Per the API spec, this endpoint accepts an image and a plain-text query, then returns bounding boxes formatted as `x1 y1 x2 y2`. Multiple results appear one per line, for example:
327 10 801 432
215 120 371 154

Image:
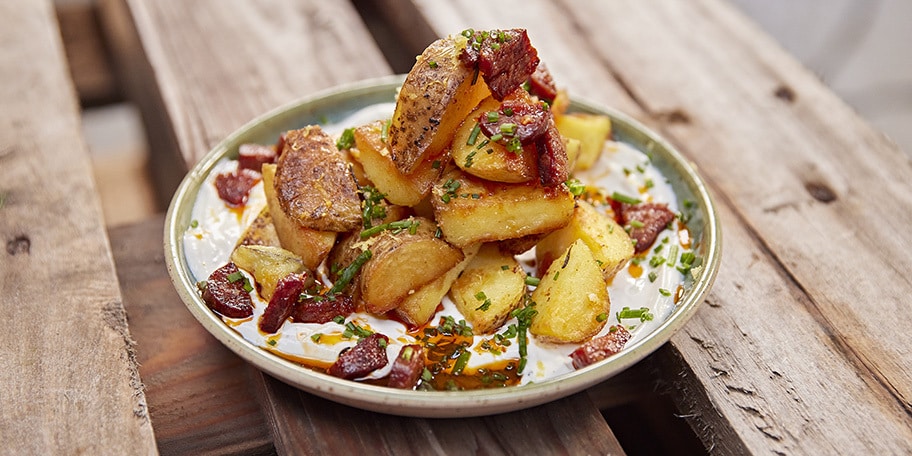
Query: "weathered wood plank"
109 215 274 455
0 1 156 454
55 1 122 105
396 0 912 453
257 374 624 456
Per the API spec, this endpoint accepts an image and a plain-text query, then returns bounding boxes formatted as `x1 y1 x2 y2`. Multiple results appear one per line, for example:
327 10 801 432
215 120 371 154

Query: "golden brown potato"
530 240 609 343
431 168 574 247
388 34 491 174
331 217 464 314
262 163 336 270
450 244 526 333
275 126 361 231
536 200 634 279
394 243 480 327
563 136 582 174
450 97 538 183
351 121 443 206
230 245 307 301
554 113 611 170
236 206 280 248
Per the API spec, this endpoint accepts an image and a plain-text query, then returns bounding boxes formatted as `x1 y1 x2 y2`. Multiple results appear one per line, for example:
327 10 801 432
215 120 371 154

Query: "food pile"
194 29 686 390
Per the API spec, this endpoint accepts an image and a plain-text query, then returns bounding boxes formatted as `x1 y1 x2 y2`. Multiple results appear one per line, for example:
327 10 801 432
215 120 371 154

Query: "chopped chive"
659 288 672 297
190 219 199 228
486 111 500 122
648 271 658 282
629 220 645 228
452 349 471 375
310 333 322 342
428 60 438 69
596 313 608 323
335 128 355 150
328 250 372 295
466 123 481 145
611 192 641 205
380 120 391 144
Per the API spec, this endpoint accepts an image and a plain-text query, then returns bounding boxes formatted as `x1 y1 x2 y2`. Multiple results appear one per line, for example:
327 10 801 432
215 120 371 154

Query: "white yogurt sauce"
183 103 687 386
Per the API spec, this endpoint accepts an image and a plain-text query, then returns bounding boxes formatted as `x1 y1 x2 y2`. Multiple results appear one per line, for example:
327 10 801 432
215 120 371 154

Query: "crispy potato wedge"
536 200 634 279
262 164 335 270
451 97 538 183
554 113 611 170
275 126 361 231
230 245 306 301
394 243 480 327
331 217 464 314
351 121 443 206
389 34 491 174
450 244 526 334
431 168 574 247
236 206 280 248
530 240 609 343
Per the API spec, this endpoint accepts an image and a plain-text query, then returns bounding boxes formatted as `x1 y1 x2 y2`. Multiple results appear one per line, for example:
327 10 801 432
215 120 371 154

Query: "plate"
164 75 721 417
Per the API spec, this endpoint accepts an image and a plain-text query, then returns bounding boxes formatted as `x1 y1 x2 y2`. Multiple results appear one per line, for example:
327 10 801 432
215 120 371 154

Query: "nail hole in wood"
7 235 30 255
805 182 836 203
774 85 796 103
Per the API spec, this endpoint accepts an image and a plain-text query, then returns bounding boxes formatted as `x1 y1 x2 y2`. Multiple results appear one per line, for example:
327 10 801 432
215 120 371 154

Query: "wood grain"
109 215 274 455
0 1 156 454
256 374 624 456
398 0 912 453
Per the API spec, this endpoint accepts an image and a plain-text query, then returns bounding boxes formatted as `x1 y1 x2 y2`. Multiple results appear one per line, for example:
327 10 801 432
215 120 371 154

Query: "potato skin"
530 240 609 344
394 243 480 327
262 163 336 270
431 168 574 247
389 35 490 174
329 217 464 315
236 206 281 248
275 126 361 231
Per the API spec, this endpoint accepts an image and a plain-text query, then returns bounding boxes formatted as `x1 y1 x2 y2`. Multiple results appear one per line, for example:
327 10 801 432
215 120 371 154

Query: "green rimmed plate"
164 75 721 417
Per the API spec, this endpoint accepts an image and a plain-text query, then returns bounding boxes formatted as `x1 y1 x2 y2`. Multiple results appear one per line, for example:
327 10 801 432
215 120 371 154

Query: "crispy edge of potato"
431 168 574 247
262 163 336 270
351 120 443 206
450 244 526 334
530 239 610 344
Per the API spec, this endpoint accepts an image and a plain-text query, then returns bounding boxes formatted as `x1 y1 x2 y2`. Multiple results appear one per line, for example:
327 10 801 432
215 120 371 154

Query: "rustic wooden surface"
10 0 909 453
0 1 156 454
392 0 912 453
109 215 274 455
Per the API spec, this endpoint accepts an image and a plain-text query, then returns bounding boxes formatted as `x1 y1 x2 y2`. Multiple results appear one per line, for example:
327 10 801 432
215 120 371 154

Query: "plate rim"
163 74 722 417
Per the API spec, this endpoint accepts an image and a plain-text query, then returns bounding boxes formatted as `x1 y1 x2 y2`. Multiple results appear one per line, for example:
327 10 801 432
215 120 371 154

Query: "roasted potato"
351 120 443 206
450 244 526 334
275 126 361 231
431 168 574 247
394 243 480 327
330 217 464 314
536 200 634 279
230 245 307 301
262 164 336 270
530 240 609 343
388 34 491 174
554 113 611 170
563 136 582 174
450 97 538 183
236 206 280 248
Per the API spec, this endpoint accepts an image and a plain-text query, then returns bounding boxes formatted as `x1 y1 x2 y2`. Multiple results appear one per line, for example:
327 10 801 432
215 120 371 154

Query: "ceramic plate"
164 75 721 417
